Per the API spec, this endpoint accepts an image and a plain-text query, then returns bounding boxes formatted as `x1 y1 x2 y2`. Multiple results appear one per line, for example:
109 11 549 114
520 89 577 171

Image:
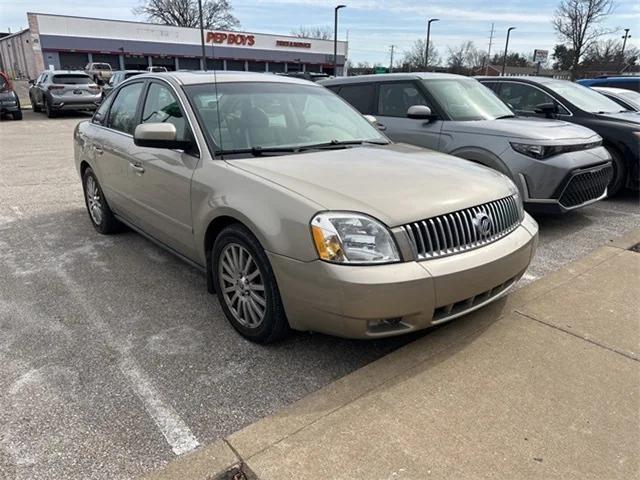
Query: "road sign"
533 49 548 64
374 66 389 74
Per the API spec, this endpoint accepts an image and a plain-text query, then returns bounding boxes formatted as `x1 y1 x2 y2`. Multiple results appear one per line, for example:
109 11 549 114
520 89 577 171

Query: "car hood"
228 143 515 227
596 111 640 125
443 117 600 142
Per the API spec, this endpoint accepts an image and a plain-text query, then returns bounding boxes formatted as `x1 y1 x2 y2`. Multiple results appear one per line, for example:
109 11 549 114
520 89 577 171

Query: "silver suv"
74 72 537 343
322 73 613 213
29 71 102 117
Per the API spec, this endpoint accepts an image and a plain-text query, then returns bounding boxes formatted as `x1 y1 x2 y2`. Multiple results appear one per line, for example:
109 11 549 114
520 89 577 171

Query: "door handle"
376 122 387 131
93 145 104 155
130 162 145 174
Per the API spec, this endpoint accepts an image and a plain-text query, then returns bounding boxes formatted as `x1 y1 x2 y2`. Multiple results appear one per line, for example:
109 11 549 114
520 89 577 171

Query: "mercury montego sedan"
74 72 538 343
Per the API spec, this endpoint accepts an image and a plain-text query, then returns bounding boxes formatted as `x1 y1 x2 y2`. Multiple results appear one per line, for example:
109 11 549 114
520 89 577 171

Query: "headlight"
310 212 400 264
510 140 602 160
513 191 525 220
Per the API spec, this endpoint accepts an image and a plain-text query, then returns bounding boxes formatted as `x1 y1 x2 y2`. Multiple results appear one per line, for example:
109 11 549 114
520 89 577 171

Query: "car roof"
592 86 634 95
475 75 560 85
320 72 465 86
137 70 320 86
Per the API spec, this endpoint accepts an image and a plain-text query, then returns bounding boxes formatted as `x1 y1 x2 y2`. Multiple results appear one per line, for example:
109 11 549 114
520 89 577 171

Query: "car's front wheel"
212 224 289 343
605 146 627 196
82 167 121 234
12 110 22 120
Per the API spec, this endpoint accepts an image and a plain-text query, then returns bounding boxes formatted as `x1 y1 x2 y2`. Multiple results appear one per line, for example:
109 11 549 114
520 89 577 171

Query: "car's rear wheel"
605 146 627 196
45 99 56 118
212 224 289 343
82 167 121 234
12 110 22 120
31 95 41 112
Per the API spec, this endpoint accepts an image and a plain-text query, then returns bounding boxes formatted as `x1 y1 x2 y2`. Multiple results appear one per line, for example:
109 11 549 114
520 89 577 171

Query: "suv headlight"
311 212 400 264
510 140 602 160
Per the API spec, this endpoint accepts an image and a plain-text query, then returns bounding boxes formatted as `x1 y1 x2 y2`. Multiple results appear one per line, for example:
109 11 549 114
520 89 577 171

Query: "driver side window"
498 83 568 114
378 82 430 117
142 82 188 141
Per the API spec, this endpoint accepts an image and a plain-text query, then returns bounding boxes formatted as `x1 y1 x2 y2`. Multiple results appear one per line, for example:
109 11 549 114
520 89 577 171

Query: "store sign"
206 31 255 46
276 40 311 49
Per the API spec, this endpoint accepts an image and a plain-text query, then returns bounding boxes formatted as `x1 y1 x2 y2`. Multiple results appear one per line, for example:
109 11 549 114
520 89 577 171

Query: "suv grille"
401 195 521 260
558 164 612 209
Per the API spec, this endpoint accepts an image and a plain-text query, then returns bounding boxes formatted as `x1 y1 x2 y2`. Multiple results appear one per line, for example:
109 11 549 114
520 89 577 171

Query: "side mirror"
28 79 35 85
533 102 559 118
134 123 192 150
407 105 435 120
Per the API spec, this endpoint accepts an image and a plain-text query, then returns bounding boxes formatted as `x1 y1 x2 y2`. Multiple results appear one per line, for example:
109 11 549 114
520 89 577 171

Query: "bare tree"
552 0 615 79
290 26 333 40
399 39 441 71
133 0 240 30
446 41 478 74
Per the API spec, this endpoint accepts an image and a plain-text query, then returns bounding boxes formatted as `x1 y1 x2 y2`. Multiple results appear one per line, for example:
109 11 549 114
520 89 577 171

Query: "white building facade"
0 12 348 79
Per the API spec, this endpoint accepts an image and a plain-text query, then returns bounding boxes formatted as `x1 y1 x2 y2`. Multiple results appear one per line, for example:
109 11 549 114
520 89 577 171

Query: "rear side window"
482 82 500 93
336 84 376 114
52 74 91 85
378 82 430 117
108 82 144 135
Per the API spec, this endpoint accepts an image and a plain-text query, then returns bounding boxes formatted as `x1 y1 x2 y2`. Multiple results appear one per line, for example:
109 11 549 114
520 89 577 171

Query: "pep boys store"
25 12 348 76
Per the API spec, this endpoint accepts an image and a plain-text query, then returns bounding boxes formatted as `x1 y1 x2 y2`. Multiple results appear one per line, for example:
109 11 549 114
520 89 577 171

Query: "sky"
1 0 638 65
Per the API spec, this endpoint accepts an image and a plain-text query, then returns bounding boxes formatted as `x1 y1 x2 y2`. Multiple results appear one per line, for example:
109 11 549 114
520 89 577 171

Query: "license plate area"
73 89 83 95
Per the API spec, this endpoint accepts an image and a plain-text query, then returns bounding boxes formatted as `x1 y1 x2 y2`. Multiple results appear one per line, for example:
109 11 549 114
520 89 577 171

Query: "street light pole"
333 5 346 76
389 45 396 72
198 0 206 70
425 18 439 70
501 26 516 76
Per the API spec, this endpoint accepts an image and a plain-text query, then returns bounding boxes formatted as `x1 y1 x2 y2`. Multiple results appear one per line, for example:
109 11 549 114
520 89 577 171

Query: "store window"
248 61 266 72
268 62 285 73
179 57 200 70
226 60 246 71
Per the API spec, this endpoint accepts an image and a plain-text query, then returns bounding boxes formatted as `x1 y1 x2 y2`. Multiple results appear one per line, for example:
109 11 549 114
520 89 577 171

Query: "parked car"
322 73 612 213
282 71 330 82
85 62 113 85
102 70 146 98
74 71 538 343
29 71 102 117
577 76 639 92
146 66 168 73
0 71 22 120
478 76 640 195
592 86 640 112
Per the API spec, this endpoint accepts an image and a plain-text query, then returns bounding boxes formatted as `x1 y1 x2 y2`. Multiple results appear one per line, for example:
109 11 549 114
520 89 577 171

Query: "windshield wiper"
298 139 390 150
218 146 301 157
495 114 516 119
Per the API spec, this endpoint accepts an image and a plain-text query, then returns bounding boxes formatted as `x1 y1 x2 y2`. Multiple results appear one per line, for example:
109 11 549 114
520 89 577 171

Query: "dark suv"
478 76 640 194
0 72 22 120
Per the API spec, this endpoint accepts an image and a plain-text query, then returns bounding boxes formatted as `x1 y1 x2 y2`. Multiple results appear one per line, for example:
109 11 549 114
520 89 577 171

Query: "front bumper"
269 214 538 339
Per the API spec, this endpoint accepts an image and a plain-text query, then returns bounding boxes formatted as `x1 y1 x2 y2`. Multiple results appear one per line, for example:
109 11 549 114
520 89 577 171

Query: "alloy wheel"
217 243 266 328
85 175 104 225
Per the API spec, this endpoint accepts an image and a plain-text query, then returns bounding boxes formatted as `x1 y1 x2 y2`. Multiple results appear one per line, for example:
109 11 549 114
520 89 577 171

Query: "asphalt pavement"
0 111 638 480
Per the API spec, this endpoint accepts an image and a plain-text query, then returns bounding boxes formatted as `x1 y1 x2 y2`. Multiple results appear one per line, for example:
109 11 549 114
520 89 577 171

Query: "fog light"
367 317 406 334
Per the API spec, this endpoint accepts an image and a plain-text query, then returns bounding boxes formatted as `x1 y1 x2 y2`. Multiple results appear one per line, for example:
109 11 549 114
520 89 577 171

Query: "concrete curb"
141 229 640 480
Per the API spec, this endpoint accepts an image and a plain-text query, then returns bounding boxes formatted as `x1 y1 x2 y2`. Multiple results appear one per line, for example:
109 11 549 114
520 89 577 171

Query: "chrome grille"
401 195 521 260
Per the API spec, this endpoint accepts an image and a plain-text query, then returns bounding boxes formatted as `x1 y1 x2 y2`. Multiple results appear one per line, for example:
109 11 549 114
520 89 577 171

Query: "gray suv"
29 70 102 117
322 73 613 213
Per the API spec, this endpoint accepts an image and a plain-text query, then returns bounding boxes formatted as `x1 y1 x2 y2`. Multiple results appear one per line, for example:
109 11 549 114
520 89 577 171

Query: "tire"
605 146 627 197
45 99 56 118
212 224 289 343
82 167 121 234
12 110 22 120
31 95 41 112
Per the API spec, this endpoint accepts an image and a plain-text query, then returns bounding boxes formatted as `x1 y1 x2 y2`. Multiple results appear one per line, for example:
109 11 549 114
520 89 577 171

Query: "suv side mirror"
407 105 435 120
533 102 559 118
28 79 35 85
134 123 192 150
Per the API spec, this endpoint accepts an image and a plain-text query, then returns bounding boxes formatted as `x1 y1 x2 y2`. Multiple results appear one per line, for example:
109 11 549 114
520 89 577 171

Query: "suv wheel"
12 110 22 120
212 224 289 343
45 99 56 118
31 94 41 112
82 167 121 234
606 147 626 196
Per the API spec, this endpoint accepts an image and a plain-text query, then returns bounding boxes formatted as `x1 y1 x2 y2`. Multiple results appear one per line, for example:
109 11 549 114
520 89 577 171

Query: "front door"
375 81 443 150
126 81 199 260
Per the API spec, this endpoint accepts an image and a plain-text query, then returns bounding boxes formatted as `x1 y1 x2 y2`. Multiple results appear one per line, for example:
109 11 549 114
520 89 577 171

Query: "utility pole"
198 0 207 71
389 45 396 72
502 27 516 76
333 5 346 76
484 23 495 75
425 18 439 70
620 28 632 73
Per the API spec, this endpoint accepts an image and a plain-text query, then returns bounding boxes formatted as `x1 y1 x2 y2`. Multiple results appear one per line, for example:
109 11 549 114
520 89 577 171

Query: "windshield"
185 82 388 154
616 89 640 110
545 80 623 113
52 74 91 85
94 64 111 70
422 78 513 121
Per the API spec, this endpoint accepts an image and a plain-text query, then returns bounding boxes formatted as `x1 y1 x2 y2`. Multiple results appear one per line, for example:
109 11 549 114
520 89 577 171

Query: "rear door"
375 80 443 150
126 80 199 258
98 80 146 220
